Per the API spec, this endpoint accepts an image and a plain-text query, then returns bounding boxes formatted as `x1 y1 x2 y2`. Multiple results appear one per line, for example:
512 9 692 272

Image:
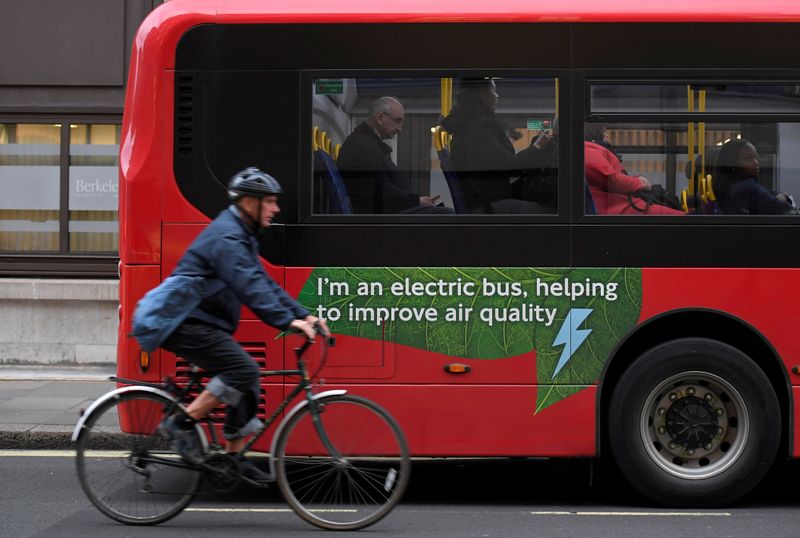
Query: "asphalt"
0 366 117 449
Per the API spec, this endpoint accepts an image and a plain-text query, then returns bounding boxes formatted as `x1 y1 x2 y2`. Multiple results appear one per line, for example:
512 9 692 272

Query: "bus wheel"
608 337 780 507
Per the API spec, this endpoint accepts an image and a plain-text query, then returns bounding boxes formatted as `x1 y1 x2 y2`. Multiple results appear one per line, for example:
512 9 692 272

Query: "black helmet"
227 167 283 200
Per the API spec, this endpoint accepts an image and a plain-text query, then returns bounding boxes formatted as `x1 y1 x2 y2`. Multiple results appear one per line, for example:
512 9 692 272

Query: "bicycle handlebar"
292 323 335 379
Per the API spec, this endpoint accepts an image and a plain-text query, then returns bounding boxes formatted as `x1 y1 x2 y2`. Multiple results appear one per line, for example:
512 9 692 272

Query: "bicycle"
72 329 410 530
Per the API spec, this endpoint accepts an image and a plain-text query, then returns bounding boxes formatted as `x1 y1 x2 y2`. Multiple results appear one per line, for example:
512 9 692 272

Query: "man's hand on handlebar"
305 315 330 337
289 316 330 341
289 319 316 340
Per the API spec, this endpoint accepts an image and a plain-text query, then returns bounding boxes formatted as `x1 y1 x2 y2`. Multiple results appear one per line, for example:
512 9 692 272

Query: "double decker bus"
118 0 800 507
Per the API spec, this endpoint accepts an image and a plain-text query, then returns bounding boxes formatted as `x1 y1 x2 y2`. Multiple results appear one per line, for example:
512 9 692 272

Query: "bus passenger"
584 124 684 215
441 77 553 214
154 168 329 482
712 139 798 215
338 97 452 214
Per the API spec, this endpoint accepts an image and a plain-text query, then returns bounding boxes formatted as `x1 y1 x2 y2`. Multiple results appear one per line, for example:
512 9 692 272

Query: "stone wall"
0 279 118 366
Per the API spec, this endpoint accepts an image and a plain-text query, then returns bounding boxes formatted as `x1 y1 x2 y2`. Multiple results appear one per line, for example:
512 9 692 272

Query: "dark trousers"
163 320 262 440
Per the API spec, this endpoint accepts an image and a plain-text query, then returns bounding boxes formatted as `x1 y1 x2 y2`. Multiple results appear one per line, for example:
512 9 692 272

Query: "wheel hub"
665 396 718 450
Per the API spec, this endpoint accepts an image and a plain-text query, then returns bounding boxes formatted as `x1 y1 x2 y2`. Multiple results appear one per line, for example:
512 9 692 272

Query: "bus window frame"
574 68 800 224
299 68 571 225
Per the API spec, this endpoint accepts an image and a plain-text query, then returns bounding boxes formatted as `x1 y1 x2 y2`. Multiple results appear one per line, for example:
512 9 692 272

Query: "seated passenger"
337 97 452 214
712 139 798 215
440 78 553 214
584 124 684 215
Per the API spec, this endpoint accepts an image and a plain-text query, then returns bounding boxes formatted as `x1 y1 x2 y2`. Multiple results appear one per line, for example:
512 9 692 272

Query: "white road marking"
0 450 167 458
187 508 357 513
0 450 77 457
187 508 293 513
531 511 731 517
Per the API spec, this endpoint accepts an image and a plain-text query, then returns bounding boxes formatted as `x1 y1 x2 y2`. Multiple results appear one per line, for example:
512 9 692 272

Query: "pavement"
0 366 117 449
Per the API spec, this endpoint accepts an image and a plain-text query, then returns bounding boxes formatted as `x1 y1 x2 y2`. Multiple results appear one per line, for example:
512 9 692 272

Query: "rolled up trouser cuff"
207 376 244 406
223 417 263 441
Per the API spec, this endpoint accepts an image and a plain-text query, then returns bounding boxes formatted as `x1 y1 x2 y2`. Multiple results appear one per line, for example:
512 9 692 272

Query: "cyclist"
156 166 328 482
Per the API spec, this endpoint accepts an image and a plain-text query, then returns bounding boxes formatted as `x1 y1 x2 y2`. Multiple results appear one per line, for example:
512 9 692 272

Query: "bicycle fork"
305 388 346 464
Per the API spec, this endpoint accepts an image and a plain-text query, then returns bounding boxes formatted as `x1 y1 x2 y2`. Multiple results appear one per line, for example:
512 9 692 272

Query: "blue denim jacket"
176 205 310 332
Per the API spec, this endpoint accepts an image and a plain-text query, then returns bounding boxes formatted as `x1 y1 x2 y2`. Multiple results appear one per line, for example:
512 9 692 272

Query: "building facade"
0 0 162 366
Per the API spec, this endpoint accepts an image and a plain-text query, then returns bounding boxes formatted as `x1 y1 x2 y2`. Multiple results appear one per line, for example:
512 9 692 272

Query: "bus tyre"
608 337 780 507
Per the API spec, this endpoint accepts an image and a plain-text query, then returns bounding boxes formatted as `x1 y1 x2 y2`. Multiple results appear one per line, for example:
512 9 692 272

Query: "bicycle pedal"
240 476 272 489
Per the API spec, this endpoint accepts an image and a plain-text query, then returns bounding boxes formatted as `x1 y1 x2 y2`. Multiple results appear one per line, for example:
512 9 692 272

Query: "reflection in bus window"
591 83 800 114
312 77 558 215
583 121 800 216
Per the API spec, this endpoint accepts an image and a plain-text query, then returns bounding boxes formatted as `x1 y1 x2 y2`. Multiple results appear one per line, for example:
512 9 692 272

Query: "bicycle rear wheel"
75 390 202 525
275 394 410 530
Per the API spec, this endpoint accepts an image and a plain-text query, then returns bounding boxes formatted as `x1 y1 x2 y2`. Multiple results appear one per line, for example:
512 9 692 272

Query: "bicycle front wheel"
75 390 202 525
275 394 410 531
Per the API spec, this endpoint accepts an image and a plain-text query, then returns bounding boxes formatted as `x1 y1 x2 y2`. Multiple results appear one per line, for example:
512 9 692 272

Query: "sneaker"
236 455 270 483
157 415 204 465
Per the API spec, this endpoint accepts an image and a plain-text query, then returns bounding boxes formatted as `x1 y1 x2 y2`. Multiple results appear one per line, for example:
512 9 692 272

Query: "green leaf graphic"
298 267 641 412
532 268 642 412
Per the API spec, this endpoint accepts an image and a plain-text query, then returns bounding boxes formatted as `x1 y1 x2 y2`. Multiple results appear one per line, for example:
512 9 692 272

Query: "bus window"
583 121 800 216
312 76 558 216
586 80 800 216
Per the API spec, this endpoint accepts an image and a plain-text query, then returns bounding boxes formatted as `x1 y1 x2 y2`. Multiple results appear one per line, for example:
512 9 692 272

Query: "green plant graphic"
298 267 642 412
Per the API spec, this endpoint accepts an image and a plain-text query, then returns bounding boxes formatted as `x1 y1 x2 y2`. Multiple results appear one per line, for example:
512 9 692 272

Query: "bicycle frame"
244 337 347 479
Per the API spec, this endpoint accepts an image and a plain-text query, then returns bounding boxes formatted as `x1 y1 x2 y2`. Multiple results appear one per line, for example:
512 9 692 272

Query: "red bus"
118 0 800 507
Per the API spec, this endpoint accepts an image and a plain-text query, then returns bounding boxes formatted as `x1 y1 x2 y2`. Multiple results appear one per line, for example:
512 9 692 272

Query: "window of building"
0 123 61 251
0 121 120 255
312 76 558 216
69 124 120 252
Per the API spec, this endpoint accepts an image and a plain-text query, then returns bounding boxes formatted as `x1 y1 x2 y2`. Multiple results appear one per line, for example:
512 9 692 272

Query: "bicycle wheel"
75 390 202 525
275 394 410 530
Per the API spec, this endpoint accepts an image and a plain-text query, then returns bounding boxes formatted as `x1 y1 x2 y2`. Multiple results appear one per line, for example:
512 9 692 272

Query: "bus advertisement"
118 0 800 507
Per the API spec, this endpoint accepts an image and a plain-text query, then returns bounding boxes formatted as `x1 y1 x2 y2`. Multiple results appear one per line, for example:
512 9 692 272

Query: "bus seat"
584 180 597 215
433 127 469 214
438 147 469 214
314 149 353 214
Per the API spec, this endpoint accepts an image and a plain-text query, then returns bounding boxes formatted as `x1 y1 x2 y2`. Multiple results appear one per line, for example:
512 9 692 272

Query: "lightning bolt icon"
551 308 593 379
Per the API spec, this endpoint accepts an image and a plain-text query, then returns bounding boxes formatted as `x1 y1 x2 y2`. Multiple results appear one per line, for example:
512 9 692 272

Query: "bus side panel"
248 383 596 456
641 268 800 378
285 269 538 384
120 5 215 263
794 387 800 458
396 384 595 456
286 267 397 379
117 264 162 383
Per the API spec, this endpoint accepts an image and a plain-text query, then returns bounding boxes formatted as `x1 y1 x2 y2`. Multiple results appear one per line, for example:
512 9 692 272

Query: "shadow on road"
204 456 800 509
